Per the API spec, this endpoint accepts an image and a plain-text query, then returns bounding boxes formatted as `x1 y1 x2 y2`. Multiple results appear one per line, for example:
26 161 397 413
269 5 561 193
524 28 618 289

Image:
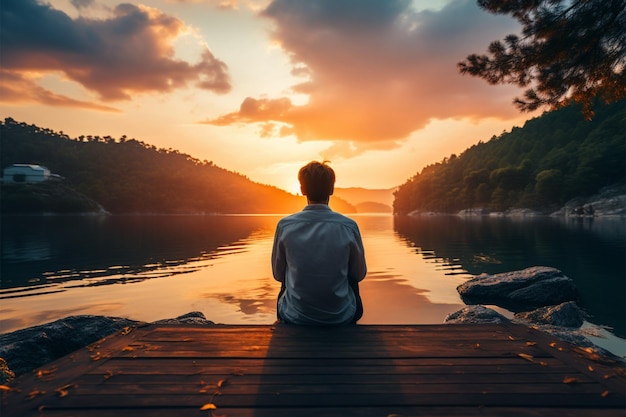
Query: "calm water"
1 214 624 356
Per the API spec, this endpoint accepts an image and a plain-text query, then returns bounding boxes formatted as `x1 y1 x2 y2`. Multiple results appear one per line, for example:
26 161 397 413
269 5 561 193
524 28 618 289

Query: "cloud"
165 0 271 11
0 0 231 106
0 70 120 112
206 0 523 155
70 0 96 10
208 97 293 125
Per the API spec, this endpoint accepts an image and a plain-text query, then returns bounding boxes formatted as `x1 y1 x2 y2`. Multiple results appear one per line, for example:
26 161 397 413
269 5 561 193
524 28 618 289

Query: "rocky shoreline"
445 266 624 362
1 268 623 385
411 185 626 217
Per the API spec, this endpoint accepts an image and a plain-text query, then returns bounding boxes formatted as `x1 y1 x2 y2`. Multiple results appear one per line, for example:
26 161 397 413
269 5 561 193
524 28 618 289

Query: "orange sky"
0 0 539 194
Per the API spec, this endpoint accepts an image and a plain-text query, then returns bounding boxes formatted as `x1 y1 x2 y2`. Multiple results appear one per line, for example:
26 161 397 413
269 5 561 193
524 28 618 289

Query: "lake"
1 213 624 357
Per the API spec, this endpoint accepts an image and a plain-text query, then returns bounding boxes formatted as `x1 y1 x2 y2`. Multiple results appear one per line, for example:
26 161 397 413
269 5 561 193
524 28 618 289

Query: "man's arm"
271 226 286 283
348 228 367 282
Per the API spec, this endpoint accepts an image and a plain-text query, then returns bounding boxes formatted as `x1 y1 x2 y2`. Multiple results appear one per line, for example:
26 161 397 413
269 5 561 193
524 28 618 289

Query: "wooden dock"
2 323 624 416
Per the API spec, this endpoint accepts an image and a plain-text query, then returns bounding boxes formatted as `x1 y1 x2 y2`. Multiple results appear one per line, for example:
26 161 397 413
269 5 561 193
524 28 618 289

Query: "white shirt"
271 204 367 325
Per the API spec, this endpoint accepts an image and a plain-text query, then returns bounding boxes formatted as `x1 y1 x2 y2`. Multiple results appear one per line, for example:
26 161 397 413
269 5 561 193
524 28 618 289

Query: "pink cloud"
0 70 120 112
206 0 523 154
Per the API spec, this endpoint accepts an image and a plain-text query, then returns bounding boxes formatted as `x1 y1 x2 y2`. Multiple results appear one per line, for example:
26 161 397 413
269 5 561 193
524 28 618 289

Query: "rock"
0 312 216 383
457 266 578 312
457 208 490 216
552 185 626 217
504 208 542 217
153 311 215 325
0 315 139 381
444 305 509 324
514 301 585 328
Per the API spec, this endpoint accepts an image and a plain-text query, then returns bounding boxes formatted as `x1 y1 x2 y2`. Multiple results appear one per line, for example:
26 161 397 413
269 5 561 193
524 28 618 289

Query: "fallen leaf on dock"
56 383 75 397
525 341 537 346
574 346 614 363
216 379 228 388
27 389 46 400
548 342 564 351
200 403 217 410
601 390 610 398
0 385 12 392
562 377 579 384
119 326 132 335
517 353 548 366
36 367 57 381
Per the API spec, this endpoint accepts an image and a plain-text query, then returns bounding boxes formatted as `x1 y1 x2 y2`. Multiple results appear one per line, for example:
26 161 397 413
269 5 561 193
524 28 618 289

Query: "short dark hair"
298 161 335 201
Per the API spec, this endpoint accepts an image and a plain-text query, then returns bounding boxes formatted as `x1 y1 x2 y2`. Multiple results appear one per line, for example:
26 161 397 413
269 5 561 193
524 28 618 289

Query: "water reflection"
1 215 279 292
1 214 624 350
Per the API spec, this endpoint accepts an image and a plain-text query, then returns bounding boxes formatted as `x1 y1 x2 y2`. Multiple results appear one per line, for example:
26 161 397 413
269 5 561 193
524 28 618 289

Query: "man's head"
298 161 335 203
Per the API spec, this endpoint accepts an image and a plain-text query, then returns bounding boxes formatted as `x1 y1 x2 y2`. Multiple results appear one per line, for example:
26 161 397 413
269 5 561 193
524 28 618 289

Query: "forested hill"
393 100 625 215
0 118 355 214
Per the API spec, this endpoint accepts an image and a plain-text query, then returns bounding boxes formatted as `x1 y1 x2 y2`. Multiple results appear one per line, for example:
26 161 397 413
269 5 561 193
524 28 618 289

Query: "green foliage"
0 119 355 214
393 100 625 214
459 0 625 118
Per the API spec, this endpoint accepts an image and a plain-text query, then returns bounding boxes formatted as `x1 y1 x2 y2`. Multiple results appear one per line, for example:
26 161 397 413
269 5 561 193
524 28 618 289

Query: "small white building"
3 164 52 183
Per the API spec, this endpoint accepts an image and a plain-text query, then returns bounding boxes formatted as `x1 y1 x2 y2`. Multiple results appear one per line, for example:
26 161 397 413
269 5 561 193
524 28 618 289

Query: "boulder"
153 311 215 325
457 266 578 312
0 315 139 383
0 312 215 383
444 305 509 324
514 301 585 328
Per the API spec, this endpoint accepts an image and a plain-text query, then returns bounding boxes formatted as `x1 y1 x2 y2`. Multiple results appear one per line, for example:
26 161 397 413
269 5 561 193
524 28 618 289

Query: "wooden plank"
75 370 594 385
50 380 609 396
26 391 625 409
33 407 626 417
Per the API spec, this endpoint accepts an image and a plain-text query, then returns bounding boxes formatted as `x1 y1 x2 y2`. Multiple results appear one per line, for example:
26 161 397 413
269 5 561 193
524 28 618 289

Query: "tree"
458 0 625 118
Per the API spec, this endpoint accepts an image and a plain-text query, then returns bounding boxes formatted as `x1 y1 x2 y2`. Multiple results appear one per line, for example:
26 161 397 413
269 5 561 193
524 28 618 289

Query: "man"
271 161 367 325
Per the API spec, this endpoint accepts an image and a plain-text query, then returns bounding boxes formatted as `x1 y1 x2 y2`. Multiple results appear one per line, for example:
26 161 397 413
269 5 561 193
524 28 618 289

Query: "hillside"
393 100 625 215
334 187 395 213
0 118 355 215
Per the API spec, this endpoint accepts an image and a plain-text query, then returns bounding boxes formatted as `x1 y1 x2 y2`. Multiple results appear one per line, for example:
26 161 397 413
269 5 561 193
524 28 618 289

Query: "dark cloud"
0 0 231 105
206 0 522 154
209 97 294 125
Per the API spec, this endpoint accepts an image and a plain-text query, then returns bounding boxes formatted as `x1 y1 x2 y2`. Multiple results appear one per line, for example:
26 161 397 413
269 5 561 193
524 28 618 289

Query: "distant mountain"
334 187 396 213
0 118 356 215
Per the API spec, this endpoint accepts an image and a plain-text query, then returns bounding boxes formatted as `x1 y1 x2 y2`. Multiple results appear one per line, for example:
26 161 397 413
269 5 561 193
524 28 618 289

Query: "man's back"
271 204 367 325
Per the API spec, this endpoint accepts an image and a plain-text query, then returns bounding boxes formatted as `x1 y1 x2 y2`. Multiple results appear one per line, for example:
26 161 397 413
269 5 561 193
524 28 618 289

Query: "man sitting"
271 161 367 325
